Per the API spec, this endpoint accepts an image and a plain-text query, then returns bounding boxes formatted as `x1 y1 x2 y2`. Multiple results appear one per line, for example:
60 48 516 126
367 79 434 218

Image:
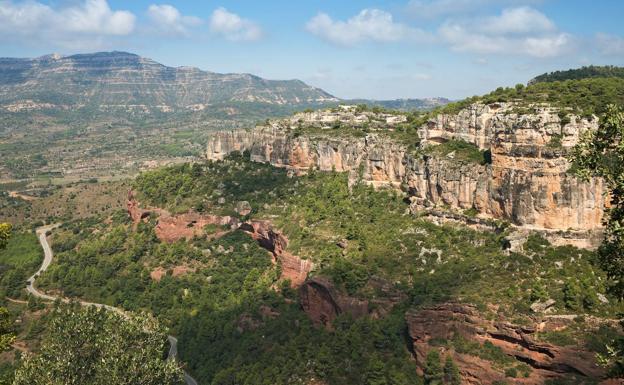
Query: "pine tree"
424 349 443 385
443 356 461 385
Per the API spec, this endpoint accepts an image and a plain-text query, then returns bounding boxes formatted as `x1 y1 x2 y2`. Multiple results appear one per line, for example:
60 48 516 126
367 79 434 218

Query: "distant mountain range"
345 97 450 111
0 51 337 118
0 52 447 119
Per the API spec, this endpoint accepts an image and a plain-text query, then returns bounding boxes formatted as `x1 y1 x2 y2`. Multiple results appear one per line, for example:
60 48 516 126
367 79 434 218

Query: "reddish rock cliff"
239 221 314 287
406 303 607 384
127 193 313 287
299 276 406 328
299 277 369 328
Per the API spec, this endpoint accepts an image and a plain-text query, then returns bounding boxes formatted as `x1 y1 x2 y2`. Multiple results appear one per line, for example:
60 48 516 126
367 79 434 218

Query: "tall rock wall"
206 103 608 248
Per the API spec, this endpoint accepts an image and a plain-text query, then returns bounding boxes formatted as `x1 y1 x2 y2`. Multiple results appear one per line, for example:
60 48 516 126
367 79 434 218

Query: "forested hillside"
4 154 612 384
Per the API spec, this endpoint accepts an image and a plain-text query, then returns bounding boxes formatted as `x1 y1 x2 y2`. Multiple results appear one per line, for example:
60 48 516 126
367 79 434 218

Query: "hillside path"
26 225 198 385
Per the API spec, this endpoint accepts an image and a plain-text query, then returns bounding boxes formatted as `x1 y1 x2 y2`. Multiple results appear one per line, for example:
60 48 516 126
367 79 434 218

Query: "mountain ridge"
0 51 338 116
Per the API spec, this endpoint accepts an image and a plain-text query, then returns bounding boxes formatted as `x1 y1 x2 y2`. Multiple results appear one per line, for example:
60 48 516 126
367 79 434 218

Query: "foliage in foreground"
0 307 14 353
571 105 624 377
571 105 624 299
13 305 183 385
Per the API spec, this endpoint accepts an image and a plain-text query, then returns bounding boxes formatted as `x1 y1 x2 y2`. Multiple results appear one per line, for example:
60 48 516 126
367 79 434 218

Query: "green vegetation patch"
0 231 42 299
422 139 491 164
530 66 624 83
33 156 624 384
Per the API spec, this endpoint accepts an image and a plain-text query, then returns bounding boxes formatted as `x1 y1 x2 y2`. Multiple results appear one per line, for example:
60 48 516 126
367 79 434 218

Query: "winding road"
26 225 198 385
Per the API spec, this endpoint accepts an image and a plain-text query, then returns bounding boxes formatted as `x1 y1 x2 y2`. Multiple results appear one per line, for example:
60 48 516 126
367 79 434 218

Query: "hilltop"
441 66 624 117
530 65 624 84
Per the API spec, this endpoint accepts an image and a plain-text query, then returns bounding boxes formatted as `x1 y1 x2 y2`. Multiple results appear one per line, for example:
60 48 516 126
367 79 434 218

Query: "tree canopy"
571 104 624 298
13 305 184 385
0 223 12 250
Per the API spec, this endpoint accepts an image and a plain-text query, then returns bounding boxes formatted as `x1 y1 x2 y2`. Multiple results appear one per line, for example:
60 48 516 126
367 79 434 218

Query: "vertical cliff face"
206 103 607 248
418 103 607 235
206 127 406 189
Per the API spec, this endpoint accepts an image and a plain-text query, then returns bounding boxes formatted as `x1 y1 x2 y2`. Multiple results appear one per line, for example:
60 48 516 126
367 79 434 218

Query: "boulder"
530 299 556 313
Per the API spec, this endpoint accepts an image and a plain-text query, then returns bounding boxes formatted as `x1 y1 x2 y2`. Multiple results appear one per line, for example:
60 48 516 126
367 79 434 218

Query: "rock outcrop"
405 303 606 384
299 277 369 328
127 193 313 287
239 221 314 287
299 276 406 328
206 103 607 248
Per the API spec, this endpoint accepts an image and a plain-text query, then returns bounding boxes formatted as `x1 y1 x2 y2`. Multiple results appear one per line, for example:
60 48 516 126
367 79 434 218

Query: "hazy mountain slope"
0 51 338 113
345 97 450 111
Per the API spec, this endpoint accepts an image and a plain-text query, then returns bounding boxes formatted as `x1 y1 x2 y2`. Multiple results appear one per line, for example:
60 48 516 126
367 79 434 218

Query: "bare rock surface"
206 103 607 248
405 303 607 384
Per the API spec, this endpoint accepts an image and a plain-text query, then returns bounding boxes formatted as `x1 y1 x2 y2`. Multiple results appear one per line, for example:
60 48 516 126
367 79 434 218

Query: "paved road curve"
27 225 198 385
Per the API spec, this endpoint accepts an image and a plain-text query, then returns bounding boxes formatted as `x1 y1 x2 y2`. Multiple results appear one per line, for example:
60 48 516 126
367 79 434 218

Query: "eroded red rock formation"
299 276 369 328
127 193 313 287
299 276 405 328
155 211 239 243
405 303 607 385
239 221 314 287
127 190 152 225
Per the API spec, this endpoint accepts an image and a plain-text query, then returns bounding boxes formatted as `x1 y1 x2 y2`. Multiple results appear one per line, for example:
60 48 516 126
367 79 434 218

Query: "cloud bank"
147 4 201 37
306 9 431 46
0 0 135 48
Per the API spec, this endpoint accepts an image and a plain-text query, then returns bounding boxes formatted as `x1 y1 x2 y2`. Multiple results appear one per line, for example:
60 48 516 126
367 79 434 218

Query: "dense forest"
3 154 612 384
530 66 624 84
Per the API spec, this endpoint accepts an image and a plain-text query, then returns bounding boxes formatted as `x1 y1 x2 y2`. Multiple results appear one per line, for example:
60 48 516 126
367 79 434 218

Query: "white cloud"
596 33 624 56
147 4 201 36
306 9 431 46
480 6 554 34
0 0 135 48
439 7 572 58
407 0 543 19
209 7 262 42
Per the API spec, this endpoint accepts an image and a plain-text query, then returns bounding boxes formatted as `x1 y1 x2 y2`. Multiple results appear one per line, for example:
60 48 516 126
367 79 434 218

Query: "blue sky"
0 0 623 99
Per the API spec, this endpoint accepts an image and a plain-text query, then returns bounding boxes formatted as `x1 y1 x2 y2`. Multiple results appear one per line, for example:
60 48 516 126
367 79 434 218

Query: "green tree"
0 223 16 354
570 105 624 298
424 349 443 385
571 104 624 378
13 305 183 385
0 307 15 352
443 356 461 385
0 223 11 250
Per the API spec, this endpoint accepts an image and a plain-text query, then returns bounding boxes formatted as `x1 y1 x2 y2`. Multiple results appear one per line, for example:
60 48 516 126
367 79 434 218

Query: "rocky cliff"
206 103 607 248
405 303 607 384
127 192 313 287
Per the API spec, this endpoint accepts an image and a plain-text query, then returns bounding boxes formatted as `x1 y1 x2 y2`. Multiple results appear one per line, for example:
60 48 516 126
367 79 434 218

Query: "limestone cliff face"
419 103 606 235
206 127 406 189
206 103 607 248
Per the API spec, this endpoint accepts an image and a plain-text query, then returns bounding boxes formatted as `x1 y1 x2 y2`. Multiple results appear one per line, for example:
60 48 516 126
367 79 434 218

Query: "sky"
0 0 623 100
